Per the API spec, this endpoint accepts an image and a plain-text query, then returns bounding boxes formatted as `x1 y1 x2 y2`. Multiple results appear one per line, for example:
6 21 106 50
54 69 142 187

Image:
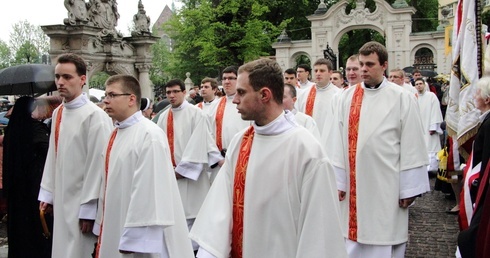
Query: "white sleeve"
399 166 430 199
38 187 53 204
119 226 167 255
333 165 347 192
175 161 203 181
196 247 218 258
79 199 97 220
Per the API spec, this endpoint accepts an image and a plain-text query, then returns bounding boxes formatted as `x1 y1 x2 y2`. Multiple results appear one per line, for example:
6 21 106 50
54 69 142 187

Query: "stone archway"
411 45 436 70
274 0 417 72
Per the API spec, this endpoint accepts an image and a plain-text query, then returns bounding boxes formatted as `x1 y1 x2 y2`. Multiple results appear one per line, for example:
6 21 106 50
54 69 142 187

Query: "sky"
0 0 177 42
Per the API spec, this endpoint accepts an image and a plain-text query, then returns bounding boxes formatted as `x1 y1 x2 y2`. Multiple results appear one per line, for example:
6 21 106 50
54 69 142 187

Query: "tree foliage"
159 0 288 82
9 20 49 65
0 40 11 69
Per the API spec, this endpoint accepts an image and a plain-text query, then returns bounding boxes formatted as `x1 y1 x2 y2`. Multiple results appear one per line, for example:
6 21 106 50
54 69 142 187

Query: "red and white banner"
446 0 481 158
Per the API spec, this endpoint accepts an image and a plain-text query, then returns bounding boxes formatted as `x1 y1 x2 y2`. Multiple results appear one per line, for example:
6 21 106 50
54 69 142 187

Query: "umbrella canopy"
0 64 57 96
403 66 415 74
420 69 438 78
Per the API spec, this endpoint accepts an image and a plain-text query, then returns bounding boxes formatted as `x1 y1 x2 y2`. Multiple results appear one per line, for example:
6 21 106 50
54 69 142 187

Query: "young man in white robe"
206 66 250 183
414 78 444 173
156 79 223 252
190 58 347 258
345 55 362 87
295 58 340 134
38 53 113 258
93 75 194 258
389 68 418 97
330 42 430 258
197 77 219 114
283 83 320 139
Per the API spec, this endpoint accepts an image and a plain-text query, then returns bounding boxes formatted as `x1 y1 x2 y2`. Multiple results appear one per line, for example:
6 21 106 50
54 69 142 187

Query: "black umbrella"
403 66 415 74
0 64 57 96
420 69 438 78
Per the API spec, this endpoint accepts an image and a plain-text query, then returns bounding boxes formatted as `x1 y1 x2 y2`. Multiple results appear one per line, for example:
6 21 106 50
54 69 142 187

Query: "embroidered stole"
305 86 316 117
55 105 64 154
167 110 177 167
347 83 364 241
215 97 227 151
231 126 255 258
95 128 118 258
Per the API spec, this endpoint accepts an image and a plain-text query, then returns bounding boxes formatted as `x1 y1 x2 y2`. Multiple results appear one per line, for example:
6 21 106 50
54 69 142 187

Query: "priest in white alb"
295 58 340 134
330 42 430 258
156 79 223 252
38 53 113 258
283 83 320 139
206 66 250 183
414 78 444 172
93 75 194 258
190 58 347 258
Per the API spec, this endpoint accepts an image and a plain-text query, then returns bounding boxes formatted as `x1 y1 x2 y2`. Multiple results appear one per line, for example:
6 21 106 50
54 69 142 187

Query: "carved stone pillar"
135 63 153 98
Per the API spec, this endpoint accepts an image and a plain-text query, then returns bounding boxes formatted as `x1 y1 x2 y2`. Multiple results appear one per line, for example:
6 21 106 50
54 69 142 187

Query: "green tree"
89 72 110 90
161 0 288 82
0 40 12 69
9 20 49 65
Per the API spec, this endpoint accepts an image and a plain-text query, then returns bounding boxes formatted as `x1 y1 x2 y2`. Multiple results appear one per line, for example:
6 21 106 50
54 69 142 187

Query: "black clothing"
3 97 52 258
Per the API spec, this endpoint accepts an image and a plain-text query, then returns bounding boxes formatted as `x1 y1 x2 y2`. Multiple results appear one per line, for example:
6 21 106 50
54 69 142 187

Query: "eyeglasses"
104 93 131 99
222 77 237 81
166 90 182 95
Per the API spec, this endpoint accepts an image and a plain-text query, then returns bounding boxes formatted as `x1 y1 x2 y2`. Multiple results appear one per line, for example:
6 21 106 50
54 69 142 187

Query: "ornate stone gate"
274 0 449 74
42 0 158 98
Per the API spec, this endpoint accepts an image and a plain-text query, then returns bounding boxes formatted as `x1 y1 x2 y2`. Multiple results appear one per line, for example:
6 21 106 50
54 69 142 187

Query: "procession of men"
0 37 485 258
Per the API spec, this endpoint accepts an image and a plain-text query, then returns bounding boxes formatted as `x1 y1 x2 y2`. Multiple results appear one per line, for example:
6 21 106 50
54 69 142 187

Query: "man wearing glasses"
156 79 223 254
94 75 194 257
207 66 250 183
388 68 417 96
39 53 113 258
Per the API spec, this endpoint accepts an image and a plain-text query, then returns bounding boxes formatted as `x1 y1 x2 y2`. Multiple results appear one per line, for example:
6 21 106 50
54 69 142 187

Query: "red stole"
215 97 227 151
54 105 64 154
166 110 177 167
95 128 118 258
305 86 316 117
231 126 255 258
347 83 364 241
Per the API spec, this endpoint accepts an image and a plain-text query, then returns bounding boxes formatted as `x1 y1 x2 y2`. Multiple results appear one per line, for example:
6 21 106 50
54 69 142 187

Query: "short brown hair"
284 83 297 98
359 41 388 65
313 58 333 71
57 53 87 76
238 59 283 104
201 77 218 90
105 75 142 106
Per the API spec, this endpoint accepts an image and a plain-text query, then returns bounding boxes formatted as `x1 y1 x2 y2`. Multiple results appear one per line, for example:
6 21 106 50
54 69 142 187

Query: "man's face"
388 72 404 86
284 72 298 86
103 82 133 122
282 86 296 111
414 80 426 94
314 64 332 87
166 85 186 108
413 72 422 80
200 82 215 101
296 68 309 82
222 72 237 96
345 59 361 86
233 72 263 121
359 53 387 86
330 72 344 88
54 62 85 102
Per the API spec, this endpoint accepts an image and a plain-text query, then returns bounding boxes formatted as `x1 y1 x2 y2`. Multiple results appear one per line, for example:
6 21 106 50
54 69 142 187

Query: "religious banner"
445 0 482 158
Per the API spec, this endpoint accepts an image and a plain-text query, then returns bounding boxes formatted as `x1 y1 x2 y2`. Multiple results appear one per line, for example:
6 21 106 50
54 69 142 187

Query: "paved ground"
0 177 459 257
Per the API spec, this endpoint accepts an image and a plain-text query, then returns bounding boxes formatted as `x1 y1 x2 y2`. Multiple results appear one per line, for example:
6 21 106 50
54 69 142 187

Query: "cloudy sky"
0 0 177 42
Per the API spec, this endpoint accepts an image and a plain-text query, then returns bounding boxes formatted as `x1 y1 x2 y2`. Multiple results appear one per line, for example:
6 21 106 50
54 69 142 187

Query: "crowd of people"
0 40 488 258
